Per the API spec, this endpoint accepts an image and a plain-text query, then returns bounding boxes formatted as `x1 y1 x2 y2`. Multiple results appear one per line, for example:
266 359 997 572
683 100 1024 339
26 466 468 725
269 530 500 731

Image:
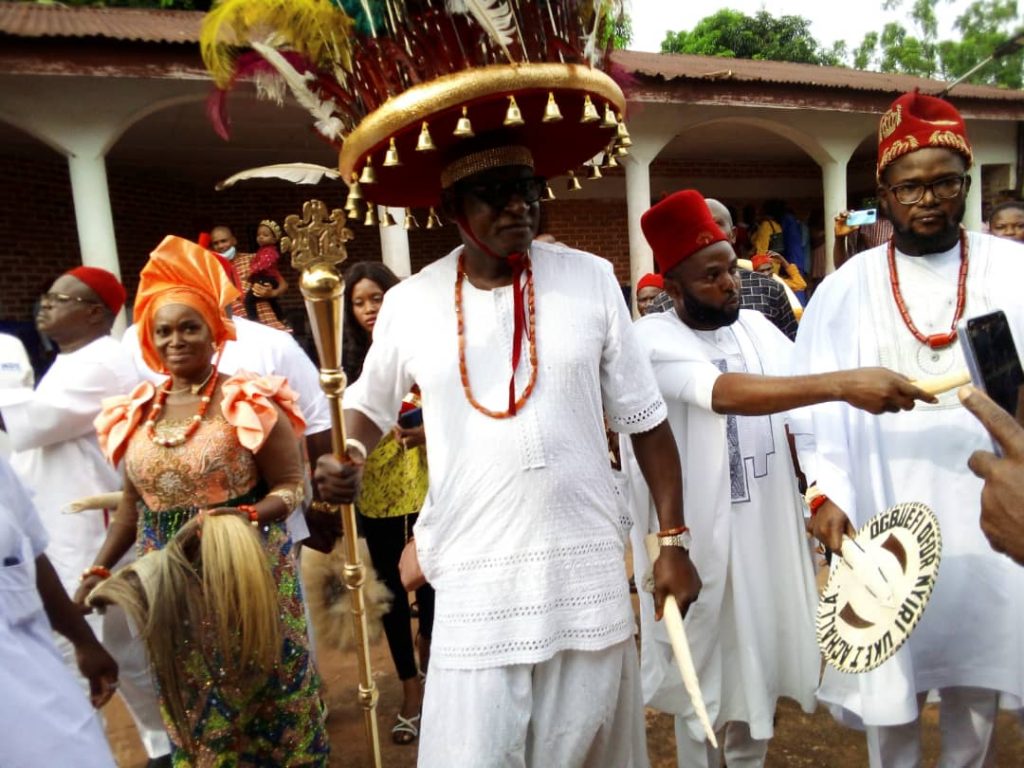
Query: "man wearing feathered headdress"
199 1 703 764
798 91 1024 767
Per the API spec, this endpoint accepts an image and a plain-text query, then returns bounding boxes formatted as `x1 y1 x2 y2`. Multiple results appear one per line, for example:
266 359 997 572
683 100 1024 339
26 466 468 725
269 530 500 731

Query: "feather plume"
250 40 345 141
582 0 603 66
446 0 518 63
216 162 342 191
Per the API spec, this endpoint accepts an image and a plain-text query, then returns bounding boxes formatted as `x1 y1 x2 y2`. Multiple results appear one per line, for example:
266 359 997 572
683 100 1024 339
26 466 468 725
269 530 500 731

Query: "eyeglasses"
887 174 967 206
39 292 100 307
462 176 547 210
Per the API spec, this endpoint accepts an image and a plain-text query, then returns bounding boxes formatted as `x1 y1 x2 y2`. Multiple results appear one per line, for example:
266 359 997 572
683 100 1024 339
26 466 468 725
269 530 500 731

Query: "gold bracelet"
309 500 339 514
267 483 305 513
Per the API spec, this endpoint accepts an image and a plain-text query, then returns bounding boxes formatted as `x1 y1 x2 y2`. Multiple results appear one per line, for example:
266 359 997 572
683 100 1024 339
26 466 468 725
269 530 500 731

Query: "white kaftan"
345 241 666 671
793 232 1024 727
1 336 139 593
0 332 34 457
624 309 819 743
0 456 115 768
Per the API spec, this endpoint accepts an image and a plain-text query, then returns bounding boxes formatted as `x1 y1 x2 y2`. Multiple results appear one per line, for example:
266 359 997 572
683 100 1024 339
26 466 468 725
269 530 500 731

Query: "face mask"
220 246 237 260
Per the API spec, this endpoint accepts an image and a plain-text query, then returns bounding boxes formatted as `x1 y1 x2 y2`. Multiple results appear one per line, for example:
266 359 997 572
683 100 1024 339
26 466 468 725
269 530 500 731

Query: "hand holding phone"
845 208 877 227
958 310 1024 454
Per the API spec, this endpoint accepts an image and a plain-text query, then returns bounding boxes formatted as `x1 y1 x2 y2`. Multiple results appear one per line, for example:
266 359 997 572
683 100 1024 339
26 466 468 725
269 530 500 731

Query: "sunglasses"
461 176 547 211
39 292 101 307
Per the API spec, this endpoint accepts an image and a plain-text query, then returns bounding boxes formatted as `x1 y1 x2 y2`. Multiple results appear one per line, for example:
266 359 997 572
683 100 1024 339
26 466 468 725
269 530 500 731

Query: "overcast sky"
628 0 968 55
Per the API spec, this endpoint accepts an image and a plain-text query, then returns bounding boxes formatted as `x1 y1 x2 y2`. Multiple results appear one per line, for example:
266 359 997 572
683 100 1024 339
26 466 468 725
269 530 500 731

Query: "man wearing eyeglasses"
793 92 1024 767
0 268 171 765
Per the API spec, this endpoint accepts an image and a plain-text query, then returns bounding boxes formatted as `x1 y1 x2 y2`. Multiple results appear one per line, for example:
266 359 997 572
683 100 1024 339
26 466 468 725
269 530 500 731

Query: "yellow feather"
201 0 355 88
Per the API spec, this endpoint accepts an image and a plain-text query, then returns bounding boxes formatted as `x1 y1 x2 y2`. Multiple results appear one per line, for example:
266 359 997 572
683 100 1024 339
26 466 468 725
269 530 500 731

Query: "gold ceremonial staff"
283 199 382 768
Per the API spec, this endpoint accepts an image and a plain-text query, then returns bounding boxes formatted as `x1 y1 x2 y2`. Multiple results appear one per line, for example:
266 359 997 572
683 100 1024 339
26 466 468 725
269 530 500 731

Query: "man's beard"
680 287 740 328
889 199 965 255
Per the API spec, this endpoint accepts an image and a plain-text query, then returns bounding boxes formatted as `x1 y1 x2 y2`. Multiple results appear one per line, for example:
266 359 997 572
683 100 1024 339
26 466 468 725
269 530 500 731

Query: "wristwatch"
658 529 692 550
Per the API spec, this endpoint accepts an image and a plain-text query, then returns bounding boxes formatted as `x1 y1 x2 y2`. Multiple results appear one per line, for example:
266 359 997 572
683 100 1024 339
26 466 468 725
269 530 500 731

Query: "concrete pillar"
67 152 126 334
820 156 850 274
378 206 411 278
965 163 983 232
623 155 654 316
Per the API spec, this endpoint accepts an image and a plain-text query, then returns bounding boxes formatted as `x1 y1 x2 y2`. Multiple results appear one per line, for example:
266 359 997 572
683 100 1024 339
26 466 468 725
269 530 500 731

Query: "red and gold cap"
641 190 729 276
637 273 664 292
877 91 973 179
65 266 126 314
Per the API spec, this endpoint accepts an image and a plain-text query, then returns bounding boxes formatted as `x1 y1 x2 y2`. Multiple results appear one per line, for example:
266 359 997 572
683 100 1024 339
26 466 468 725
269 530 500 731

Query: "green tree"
660 9 839 66
854 0 1022 89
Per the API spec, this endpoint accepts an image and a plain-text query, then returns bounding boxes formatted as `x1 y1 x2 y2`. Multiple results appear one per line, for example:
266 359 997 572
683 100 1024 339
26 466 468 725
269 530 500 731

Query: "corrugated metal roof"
611 50 1024 103
0 2 202 44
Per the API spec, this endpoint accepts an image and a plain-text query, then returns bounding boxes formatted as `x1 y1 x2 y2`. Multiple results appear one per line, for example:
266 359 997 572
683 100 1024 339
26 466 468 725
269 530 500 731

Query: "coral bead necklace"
146 349 223 447
887 228 969 350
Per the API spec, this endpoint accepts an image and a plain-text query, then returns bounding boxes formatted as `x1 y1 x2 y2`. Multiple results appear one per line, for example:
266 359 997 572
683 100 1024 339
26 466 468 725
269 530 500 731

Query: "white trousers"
55 607 171 758
674 717 769 768
418 639 650 768
866 687 998 768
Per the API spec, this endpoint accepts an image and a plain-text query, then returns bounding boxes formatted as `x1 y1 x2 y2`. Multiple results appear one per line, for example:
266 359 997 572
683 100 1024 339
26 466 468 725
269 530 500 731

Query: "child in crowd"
245 220 288 325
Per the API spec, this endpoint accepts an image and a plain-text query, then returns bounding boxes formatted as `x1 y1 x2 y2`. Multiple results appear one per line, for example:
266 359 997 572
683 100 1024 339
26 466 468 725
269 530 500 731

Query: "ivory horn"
912 369 970 397
644 534 718 748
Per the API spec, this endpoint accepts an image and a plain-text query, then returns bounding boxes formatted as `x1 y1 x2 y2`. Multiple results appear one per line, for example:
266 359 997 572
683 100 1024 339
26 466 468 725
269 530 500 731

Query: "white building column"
964 163 983 233
378 206 411 278
623 154 654 316
820 156 850 274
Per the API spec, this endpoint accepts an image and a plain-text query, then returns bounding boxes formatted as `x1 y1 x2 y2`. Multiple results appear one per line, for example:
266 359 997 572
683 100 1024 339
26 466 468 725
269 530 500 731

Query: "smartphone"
845 208 877 227
958 310 1024 451
397 407 423 429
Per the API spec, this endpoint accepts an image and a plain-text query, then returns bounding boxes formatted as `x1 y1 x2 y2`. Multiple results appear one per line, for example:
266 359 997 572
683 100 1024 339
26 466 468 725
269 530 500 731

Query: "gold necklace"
166 365 216 395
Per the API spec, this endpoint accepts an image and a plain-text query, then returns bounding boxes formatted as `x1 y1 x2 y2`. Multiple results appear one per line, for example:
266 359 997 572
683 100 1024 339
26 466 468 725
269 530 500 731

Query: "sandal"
391 713 420 745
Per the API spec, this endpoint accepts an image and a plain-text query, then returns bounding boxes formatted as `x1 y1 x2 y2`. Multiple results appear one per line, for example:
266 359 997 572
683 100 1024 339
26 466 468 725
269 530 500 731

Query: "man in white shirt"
627 190 930 768
0 266 172 765
798 91 1024 767
0 332 34 456
316 138 702 766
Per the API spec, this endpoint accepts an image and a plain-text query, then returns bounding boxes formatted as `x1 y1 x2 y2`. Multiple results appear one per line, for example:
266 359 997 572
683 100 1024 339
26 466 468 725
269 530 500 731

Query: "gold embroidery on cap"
929 130 972 162
879 105 903 142
879 136 920 171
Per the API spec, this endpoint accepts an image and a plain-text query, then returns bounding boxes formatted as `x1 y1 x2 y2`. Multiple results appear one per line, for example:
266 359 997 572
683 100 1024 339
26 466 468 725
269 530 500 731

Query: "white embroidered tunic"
793 232 1024 726
345 241 666 670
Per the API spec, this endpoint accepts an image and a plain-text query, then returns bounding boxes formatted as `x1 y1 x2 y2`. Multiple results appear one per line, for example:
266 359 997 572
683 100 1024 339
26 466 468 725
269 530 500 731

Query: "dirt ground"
105 553 1024 767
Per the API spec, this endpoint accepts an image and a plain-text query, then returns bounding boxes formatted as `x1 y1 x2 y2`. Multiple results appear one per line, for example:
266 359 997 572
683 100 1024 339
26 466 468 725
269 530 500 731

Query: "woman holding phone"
342 261 433 745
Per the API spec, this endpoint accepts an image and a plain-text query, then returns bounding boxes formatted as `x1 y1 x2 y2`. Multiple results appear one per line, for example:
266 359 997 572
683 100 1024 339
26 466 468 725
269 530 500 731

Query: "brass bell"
416 121 436 152
347 175 363 200
358 158 377 184
616 144 629 157
542 92 563 123
587 164 603 181
566 171 582 191
580 94 600 124
426 206 443 229
381 209 397 227
403 208 420 230
344 194 358 212
544 184 556 201
453 106 474 138
503 95 525 127
383 137 401 167
602 152 619 169
601 103 618 129
346 200 361 219
616 117 632 147
364 205 378 226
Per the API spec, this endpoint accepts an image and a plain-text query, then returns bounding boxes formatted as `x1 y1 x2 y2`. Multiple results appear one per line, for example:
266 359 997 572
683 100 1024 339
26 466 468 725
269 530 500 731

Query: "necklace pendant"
926 333 953 350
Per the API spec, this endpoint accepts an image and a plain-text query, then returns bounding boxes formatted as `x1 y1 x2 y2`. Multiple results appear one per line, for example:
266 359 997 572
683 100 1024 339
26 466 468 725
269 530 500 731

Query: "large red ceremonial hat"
641 190 728 276
877 91 973 179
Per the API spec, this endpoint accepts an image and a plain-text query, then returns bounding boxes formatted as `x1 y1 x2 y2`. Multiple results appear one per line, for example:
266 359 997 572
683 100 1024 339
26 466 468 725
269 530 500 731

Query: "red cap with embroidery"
877 91 973 179
641 190 728 276
65 266 127 314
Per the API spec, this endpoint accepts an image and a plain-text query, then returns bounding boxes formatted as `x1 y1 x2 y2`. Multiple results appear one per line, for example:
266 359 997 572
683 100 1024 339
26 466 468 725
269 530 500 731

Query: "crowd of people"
3 31 1024 768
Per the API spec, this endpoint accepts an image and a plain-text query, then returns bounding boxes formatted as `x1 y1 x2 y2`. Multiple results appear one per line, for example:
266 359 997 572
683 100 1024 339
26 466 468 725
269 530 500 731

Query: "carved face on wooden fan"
817 501 942 674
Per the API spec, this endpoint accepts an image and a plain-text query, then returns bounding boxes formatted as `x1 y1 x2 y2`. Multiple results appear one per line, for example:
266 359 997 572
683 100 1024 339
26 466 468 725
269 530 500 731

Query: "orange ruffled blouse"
96 371 306 468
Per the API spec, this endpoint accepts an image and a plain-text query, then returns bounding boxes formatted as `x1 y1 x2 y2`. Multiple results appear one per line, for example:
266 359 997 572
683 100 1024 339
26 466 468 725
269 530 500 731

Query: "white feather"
446 0 517 62
583 0 604 66
250 40 345 141
215 163 341 191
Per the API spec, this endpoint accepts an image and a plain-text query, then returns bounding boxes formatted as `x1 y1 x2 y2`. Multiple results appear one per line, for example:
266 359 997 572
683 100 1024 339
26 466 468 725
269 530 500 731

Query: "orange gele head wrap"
134 235 240 373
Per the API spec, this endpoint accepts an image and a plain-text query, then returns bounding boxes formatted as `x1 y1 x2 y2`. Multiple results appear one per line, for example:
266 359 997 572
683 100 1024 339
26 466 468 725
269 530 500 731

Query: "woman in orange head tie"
76 236 329 766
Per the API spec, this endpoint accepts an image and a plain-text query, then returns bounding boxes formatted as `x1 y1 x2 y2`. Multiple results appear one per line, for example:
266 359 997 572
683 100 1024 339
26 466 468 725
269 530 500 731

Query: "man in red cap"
797 91 1024 767
0 267 171 765
624 189 932 768
636 273 664 316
